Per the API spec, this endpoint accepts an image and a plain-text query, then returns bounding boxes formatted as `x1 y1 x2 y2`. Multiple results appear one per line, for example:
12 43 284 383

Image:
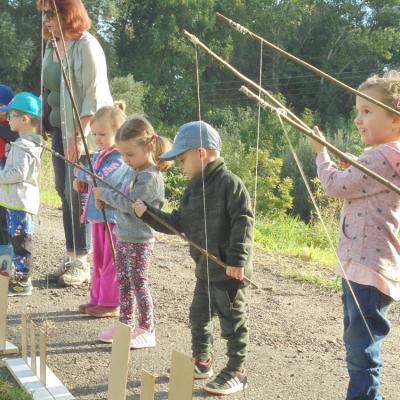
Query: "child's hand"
308 126 326 153
133 200 147 217
92 187 103 200
72 179 86 193
73 179 80 192
95 199 106 210
226 266 244 281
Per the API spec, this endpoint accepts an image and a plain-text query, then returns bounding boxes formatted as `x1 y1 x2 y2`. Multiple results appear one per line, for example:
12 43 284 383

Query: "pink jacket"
316 142 400 283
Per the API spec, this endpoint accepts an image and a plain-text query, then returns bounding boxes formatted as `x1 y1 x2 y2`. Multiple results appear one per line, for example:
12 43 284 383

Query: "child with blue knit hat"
0 92 43 295
134 121 253 396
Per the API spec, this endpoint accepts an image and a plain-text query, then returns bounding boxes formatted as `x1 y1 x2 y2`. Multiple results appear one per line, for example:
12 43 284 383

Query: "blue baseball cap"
160 121 221 160
0 92 41 118
0 84 13 106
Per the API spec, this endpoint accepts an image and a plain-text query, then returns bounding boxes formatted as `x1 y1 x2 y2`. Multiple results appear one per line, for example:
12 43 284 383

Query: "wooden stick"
216 12 400 117
239 85 400 196
168 351 194 400
21 313 28 362
30 322 37 376
140 370 155 400
183 30 309 130
107 321 132 400
0 276 8 350
39 330 47 386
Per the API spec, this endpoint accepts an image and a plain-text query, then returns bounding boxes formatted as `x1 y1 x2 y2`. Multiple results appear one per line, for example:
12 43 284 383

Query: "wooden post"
0 275 8 350
30 322 37 376
107 321 132 400
168 351 194 400
21 313 28 361
140 370 155 400
39 330 47 386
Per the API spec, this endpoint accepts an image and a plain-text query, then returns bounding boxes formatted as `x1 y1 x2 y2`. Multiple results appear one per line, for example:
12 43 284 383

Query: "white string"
276 111 375 343
195 46 213 327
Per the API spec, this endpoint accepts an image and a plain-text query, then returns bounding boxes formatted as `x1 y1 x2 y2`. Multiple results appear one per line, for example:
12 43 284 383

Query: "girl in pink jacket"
310 70 400 400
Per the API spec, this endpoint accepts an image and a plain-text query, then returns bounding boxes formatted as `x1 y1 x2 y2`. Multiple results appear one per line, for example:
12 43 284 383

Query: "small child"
0 84 17 268
73 102 126 318
309 70 400 400
133 121 254 396
93 115 171 348
0 92 43 296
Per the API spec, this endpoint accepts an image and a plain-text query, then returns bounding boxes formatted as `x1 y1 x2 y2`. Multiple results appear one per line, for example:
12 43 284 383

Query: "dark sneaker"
204 368 247 395
194 355 213 379
8 278 33 297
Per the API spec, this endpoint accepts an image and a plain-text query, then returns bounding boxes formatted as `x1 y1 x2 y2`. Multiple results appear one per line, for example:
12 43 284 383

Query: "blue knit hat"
0 84 14 106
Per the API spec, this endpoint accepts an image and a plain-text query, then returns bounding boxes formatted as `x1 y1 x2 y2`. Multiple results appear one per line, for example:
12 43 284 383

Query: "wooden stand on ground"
4 314 74 400
0 275 18 355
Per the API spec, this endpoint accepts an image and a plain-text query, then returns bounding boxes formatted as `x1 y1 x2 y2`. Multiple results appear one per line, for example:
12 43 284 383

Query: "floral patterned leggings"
116 241 154 331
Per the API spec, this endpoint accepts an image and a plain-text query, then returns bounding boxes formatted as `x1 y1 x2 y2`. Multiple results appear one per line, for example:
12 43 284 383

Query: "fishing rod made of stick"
30 140 258 290
216 12 400 118
183 30 400 196
49 31 116 261
240 85 400 196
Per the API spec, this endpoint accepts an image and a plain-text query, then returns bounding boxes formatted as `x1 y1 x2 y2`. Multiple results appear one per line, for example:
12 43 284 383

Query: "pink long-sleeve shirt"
316 142 400 300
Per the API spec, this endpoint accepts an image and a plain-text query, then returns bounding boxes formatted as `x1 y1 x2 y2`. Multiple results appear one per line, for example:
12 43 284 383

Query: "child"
0 92 43 296
73 102 126 317
0 84 17 272
133 121 254 396
309 70 400 400
92 115 171 348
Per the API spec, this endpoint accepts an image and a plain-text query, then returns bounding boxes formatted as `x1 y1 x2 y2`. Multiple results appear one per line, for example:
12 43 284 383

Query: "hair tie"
397 99 400 110
151 132 158 140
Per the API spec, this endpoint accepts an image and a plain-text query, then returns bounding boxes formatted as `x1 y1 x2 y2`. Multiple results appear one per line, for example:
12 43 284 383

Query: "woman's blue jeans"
51 127 90 255
342 279 392 400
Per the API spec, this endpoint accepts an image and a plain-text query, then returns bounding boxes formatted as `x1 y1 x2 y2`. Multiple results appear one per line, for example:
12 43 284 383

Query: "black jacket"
142 158 254 283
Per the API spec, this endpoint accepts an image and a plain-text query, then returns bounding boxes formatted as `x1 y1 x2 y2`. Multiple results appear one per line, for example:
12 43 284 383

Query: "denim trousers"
342 279 392 400
51 127 90 255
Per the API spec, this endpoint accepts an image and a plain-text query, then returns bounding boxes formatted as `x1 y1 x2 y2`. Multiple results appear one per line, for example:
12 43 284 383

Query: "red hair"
37 0 91 40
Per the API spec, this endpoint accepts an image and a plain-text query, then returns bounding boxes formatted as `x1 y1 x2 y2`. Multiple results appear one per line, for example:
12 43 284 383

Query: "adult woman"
38 0 113 286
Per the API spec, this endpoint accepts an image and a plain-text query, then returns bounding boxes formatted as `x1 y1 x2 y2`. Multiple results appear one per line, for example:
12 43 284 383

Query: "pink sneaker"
98 324 115 343
130 327 156 349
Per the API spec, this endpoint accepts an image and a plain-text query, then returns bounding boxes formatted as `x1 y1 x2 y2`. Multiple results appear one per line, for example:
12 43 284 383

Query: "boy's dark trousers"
189 278 248 370
0 205 9 245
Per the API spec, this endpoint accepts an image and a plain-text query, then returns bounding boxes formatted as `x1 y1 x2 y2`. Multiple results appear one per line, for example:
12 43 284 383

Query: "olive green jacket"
142 158 254 283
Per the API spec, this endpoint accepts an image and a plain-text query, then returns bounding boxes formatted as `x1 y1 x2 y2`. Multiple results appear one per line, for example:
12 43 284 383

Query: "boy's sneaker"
204 368 247 395
130 327 156 349
8 278 33 297
58 259 90 287
98 324 115 343
47 256 71 283
194 354 213 379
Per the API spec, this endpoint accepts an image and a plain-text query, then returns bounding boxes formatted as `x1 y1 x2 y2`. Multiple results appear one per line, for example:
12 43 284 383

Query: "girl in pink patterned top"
309 70 400 400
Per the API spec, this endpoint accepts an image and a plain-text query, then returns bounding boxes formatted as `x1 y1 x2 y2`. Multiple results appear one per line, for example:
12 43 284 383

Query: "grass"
0 368 32 400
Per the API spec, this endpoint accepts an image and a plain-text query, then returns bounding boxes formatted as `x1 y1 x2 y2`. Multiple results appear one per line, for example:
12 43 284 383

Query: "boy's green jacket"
142 158 254 283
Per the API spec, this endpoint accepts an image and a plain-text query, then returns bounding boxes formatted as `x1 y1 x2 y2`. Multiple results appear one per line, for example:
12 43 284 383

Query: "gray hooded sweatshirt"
0 134 43 215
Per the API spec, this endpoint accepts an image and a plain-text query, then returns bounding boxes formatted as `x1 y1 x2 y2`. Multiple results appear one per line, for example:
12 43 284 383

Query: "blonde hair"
358 70 400 113
91 101 127 130
116 115 172 172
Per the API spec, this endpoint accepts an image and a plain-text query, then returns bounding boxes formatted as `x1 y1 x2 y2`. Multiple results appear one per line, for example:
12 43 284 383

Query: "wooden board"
0 275 18 355
0 275 8 349
107 321 132 400
168 351 194 400
40 331 47 386
140 369 155 400
5 357 74 399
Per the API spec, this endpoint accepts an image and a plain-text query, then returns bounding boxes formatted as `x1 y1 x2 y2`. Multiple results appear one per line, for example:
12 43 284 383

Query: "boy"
0 92 43 295
0 84 17 269
133 121 253 396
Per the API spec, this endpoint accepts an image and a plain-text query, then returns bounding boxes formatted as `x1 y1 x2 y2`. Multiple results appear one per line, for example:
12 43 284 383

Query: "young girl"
73 102 126 318
93 116 171 348
309 70 400 400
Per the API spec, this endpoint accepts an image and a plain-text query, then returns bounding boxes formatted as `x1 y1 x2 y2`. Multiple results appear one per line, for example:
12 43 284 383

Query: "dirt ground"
2 205 400 399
